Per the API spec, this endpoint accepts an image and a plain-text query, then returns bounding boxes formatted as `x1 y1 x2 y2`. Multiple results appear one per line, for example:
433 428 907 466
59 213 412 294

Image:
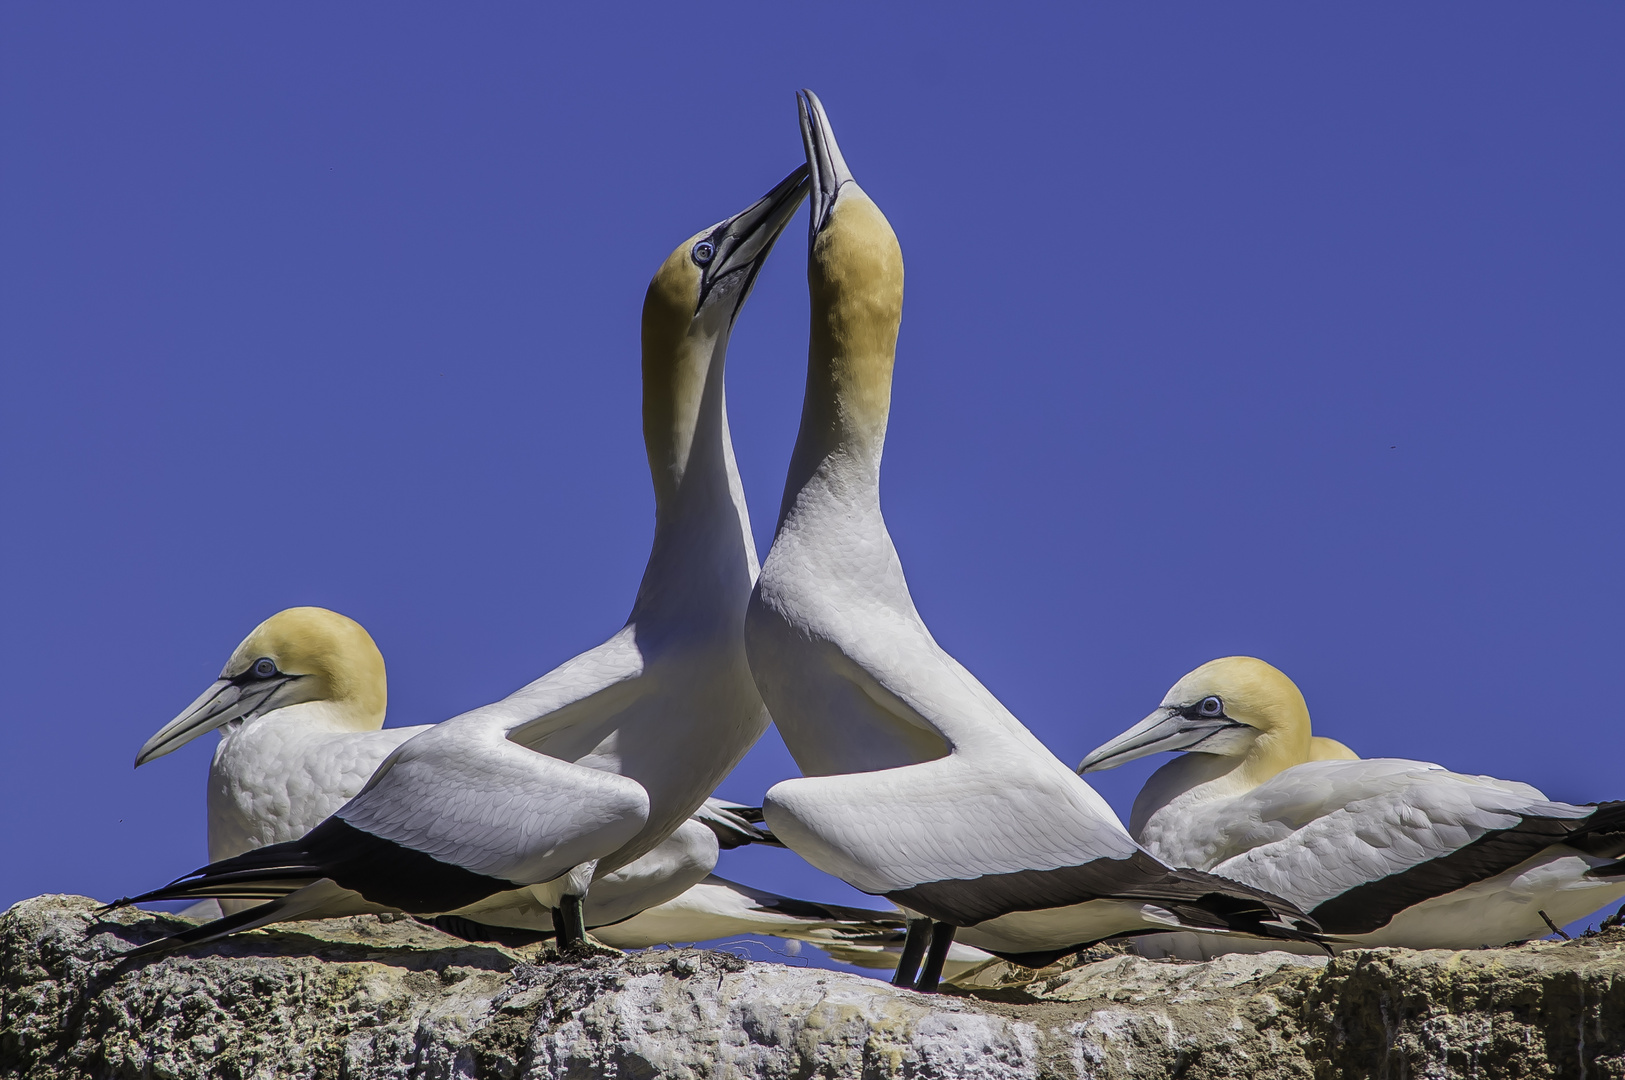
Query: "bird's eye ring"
1198 696 1223 717
252 658 277 679
691 240 715 266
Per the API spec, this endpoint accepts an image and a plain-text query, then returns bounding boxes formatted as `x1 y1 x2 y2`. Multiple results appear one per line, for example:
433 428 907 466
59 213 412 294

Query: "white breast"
207 702 424 861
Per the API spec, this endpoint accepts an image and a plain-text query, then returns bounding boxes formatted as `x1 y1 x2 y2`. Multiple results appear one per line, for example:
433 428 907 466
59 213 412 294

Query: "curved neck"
1218 696 1315 789
328 662 386 731
633 325 757 629
1234 727 1311 788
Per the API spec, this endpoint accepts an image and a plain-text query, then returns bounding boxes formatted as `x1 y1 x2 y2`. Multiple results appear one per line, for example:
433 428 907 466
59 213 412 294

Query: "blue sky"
3 5 1622 965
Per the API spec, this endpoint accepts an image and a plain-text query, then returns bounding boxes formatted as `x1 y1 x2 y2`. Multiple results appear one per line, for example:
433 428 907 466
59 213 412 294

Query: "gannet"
115 164 811 957
1079 656 1625 954
135 607 429 913
742 91 1320 993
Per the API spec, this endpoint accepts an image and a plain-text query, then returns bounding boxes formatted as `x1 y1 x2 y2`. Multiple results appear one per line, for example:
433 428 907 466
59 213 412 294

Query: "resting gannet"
1079 656 1625 954
135 607 428 914
742 91 1320 993
115 164 811 957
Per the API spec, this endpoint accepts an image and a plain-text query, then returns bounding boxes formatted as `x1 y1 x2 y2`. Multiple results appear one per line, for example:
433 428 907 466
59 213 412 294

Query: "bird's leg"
552 895 586 950
891 918 930 988
914 922 957 994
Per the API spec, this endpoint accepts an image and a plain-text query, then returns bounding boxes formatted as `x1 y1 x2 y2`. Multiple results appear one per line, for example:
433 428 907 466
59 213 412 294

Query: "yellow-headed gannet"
114 164 811 957
1079 656 1625 954
135 607 428 914
742 91 1320 993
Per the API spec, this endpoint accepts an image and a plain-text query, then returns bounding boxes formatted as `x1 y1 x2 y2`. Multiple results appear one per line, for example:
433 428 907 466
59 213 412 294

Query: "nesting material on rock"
6 894 1625 1079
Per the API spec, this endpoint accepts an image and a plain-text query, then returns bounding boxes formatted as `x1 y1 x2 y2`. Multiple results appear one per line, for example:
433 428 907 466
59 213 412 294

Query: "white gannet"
742 91 1319 993
115 164 811 956
1078 656 1625 954
135 607 428 913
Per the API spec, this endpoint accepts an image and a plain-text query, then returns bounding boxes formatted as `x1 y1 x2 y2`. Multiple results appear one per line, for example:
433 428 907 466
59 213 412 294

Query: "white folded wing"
1187 758 1581 907
765 632 1146 899
334 631 652 886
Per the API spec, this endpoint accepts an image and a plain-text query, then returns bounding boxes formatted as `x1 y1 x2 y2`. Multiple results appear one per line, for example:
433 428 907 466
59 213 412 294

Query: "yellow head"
135 606 386 766
1079 656 1350 785
798 89 904 453
641 166 809 500
222 607 386 718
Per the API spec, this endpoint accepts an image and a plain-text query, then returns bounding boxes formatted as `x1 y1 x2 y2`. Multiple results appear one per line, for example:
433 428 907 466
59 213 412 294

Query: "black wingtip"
698 804 785 849
1163 865 1329 948
725 806 786 846
115 872 216 909
112 901 288 962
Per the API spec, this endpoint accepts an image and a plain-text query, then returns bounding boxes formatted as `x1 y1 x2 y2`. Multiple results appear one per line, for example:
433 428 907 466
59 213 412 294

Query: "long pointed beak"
134 676 287 766
1077 707 1244 774
798 88 854 239
700 163 810 318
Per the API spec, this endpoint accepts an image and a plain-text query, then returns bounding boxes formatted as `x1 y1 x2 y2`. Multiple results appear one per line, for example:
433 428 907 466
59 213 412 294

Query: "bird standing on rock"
111 163 810 958
743 90 1322 994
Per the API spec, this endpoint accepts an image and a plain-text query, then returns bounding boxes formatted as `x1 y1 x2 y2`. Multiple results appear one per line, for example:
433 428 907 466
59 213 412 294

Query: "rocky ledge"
5 895 1625 1079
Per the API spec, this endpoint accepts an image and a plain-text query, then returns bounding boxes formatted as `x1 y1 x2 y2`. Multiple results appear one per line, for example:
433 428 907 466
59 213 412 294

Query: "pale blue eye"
691 240 715 266
1199 696 1222 717
253 658 277 679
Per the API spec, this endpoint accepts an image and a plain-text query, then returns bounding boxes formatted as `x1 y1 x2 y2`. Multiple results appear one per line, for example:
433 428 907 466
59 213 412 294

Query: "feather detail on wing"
335 717 649 885
1191 758 1603 933
437 627 650 750
765 751 1143 897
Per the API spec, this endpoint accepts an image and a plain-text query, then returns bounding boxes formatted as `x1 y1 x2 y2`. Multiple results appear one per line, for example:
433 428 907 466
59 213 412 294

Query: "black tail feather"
1165 868 1323 933
116 838 324 907
1569 801 1625 860
697 804 786 849
888 849 1323 949
118 899 296 961
1158 867 1328 951
111 817 514 917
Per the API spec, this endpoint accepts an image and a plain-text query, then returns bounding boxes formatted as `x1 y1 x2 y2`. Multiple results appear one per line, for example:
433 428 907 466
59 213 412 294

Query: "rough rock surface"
5 894 1625 1078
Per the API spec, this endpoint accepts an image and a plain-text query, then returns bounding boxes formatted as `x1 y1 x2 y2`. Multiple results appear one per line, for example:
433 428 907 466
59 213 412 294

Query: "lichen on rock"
5 894 1625 1078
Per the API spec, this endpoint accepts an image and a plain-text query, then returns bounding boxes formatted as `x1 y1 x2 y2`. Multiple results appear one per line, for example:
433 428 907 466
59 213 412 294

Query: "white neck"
630 329 759 635
1129 752 1251 849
